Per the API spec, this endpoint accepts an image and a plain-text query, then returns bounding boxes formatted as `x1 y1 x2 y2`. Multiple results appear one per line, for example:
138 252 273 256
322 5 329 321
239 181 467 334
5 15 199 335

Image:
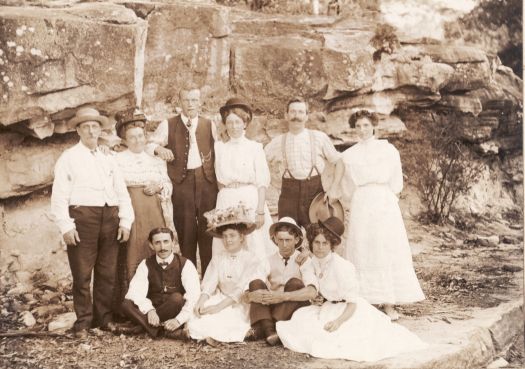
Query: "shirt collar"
78 141 98 154
279 249 298 262
181 114 198 126
156 253 174 266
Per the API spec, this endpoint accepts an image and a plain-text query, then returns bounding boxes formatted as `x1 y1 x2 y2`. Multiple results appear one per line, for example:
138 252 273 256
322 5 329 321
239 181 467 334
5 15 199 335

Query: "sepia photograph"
0 0 522 368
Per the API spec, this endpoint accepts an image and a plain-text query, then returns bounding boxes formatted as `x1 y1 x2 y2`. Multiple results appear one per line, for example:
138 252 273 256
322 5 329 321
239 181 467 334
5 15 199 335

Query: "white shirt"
264 129 341 180
50 142 134 234
265 250 318 292
146 114 218 169
215 135 270 188
201 249 263 303
312 253 359 303
125 253 201 324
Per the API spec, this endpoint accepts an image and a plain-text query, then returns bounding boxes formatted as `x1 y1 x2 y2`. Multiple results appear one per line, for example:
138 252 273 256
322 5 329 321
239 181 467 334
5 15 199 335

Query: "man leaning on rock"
51 107 134 339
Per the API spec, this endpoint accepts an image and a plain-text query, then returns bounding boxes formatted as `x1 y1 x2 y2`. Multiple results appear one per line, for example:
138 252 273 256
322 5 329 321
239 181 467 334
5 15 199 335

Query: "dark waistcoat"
166 115 216 184
146 254 187 301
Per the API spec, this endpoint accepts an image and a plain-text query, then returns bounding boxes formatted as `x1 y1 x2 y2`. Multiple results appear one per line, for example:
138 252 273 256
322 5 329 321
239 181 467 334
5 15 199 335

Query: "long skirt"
187 292 251 343
212 185 276 261
276 297 427 362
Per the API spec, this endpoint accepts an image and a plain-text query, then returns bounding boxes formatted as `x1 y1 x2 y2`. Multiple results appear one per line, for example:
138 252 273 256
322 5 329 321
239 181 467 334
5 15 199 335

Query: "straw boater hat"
204 202 257 238
318 216 345 244
219 97 253 123
67 107 110 130
114 108 147 138
308 192 345 224
269 217 303 248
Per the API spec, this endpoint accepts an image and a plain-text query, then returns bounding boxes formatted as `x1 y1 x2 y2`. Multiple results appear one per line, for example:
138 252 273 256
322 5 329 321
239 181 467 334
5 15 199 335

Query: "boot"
120 300 160 338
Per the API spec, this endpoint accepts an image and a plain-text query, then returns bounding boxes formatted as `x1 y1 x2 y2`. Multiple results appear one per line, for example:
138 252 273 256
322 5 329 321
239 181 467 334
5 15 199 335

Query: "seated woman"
276 217 427 362
187 203 264 343
114 108 174 283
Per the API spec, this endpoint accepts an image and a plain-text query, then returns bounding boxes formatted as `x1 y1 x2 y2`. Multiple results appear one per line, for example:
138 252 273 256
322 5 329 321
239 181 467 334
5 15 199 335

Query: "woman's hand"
194 296 207 318
255 213 265 229
200 303 225 315
324 319 342 332
144 182 162 196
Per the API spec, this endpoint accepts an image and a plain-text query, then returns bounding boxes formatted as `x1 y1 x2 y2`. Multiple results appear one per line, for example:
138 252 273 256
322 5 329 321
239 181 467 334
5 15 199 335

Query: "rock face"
0 1 522 282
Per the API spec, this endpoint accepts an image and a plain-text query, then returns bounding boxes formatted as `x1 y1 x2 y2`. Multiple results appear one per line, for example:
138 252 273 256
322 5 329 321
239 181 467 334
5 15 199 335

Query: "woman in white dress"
327 110 424 320
187 204 263 343
211 97 276 260
114 109 174 282
276 217 427 362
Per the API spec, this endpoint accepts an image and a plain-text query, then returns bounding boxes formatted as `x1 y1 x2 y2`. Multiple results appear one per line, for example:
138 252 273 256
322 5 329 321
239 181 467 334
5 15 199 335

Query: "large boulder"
0 4 146 132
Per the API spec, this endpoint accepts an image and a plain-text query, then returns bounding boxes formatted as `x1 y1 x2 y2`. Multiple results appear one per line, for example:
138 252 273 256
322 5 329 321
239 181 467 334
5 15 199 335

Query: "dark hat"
269 217 303 248
309 192 345 224
219 97 253 123
67 107 110 130
114 108 147 138
318 217 345 243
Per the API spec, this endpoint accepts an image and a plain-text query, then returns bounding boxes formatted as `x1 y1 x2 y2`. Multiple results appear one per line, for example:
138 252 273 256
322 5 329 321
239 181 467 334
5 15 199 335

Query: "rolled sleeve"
318 131 341 164
112 162 134 229
176 260 201 324
299 259 319 291
145 119 168 157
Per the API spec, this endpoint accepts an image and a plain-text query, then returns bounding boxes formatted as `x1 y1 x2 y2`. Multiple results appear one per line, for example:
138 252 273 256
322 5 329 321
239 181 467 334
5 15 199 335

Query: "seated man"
244 217 318 346
121 227 200 338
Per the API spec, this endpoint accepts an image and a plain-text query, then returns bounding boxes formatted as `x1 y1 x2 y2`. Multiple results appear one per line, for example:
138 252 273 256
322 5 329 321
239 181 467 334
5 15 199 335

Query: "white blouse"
201 249 263 303
342 138 403 195
312 253 359 303
215 135 270 188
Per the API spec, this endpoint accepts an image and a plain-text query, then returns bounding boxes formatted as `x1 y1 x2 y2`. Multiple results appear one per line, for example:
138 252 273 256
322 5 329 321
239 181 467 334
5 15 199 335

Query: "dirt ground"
1 212 523 369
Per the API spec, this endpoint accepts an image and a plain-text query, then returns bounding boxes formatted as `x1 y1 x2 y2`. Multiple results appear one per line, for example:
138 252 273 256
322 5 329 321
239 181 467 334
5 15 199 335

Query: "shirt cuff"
58 219 76 235
175 310 190 325
119 218 132 230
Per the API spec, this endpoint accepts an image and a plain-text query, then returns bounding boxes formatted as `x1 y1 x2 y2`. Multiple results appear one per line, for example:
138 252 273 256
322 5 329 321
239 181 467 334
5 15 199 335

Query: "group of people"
50 83 427 362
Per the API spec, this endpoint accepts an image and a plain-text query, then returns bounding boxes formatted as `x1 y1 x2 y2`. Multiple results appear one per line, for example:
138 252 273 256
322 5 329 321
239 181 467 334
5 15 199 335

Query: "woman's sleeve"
201 257 220 297
157 159 172 199
388 145 403 195
254 143 271 188
339 259 359 303
214 141 226 185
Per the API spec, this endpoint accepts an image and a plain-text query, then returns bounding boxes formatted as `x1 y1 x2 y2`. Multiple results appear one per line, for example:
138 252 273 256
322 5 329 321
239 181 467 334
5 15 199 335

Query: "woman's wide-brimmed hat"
308 192 345 224
114 107 147 138
269 217 303 248
204 202 257 238
67 107 110 130
318 216 345 243
219 97 253 123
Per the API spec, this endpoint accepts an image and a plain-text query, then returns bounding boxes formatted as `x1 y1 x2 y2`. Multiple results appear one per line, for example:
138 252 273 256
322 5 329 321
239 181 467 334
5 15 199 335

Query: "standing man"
51 107 134 338
146 83 218 274
245 217 318 346
264 97 341 227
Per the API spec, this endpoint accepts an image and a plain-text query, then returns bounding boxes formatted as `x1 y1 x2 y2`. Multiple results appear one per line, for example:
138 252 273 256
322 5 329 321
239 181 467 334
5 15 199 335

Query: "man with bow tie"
244 217 318 346
51 107 134 338
121 227 200 338
146 83 218 275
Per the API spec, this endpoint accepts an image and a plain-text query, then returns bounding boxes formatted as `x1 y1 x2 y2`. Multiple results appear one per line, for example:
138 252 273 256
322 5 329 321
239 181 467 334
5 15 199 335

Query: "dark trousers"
172 167 217 275
67 205 120 331
278 175 322 228
249 278 310 333
121 293 185 337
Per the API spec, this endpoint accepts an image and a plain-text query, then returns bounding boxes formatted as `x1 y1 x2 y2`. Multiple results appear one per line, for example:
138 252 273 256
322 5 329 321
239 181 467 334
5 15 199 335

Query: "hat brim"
115 119 146 138
308 192 345 223
68 114 110 130
269 221 303 248
219 104 253 122
206 221 257 238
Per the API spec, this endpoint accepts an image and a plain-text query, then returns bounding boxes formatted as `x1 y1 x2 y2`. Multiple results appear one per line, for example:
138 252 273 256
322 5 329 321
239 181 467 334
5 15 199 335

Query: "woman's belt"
224 182 255 189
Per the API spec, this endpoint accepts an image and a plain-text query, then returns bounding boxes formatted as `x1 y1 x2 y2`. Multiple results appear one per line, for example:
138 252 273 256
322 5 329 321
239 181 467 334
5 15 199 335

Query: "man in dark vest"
147 84 218 274
121 227 200 338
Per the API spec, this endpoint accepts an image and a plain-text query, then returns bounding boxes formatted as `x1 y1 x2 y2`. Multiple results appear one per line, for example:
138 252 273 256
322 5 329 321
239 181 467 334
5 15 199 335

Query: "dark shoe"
244 327 263 341
266 333 281 346
74 329 89 339
112 322 145 335
164 327 190 341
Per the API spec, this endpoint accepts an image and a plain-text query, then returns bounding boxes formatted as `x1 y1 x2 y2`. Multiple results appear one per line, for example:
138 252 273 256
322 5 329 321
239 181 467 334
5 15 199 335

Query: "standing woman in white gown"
327 110 424 320
211 97 276 260
276 217 427 361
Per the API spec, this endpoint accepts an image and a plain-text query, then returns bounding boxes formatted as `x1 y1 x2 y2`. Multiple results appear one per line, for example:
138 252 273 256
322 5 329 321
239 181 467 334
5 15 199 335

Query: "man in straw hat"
244 217 318 346
264 96 341 228
51 106 134 338
146 83 217 275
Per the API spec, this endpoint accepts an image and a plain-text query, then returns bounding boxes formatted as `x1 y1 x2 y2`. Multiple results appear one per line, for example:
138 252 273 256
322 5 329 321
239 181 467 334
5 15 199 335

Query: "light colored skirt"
187 292 251 343
276 297 427 362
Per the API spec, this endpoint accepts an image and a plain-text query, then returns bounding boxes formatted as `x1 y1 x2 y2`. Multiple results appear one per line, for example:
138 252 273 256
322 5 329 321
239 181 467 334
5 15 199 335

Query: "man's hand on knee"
163 318 181 331
147 309 160 327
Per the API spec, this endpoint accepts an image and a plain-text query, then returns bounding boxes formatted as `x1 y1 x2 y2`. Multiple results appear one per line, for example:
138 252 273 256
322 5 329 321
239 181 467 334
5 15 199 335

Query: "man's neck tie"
284 257 289 266
159 261 169 268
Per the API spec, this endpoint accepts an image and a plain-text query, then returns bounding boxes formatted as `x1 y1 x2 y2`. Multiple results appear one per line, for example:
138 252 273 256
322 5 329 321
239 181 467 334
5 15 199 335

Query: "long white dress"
276 253 427 361
341 138 424 304
187 249 262 342
212 135 277 260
